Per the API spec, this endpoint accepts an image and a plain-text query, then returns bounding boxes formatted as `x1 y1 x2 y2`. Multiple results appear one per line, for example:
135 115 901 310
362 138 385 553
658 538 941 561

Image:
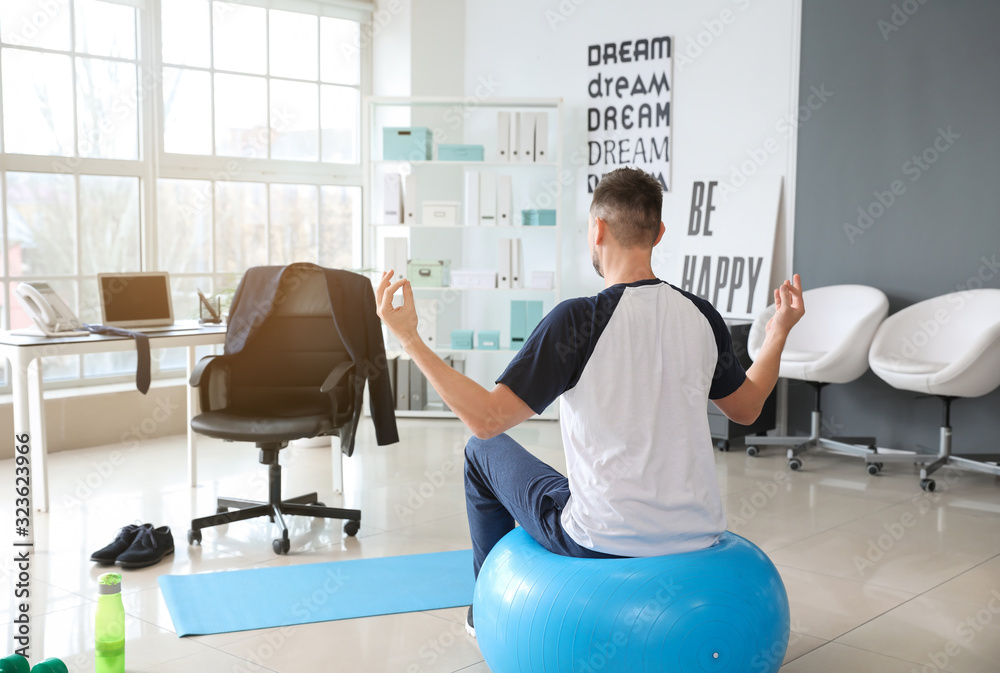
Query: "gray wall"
792 0 1000 455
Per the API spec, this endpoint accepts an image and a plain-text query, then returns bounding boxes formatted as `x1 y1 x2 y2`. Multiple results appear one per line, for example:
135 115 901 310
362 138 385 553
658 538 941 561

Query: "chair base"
865 397 1000 492
744 399 875 471
188 445 361 554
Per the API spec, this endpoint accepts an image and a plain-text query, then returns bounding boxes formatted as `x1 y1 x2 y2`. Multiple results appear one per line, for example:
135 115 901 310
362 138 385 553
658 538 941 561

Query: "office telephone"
15 282 89 337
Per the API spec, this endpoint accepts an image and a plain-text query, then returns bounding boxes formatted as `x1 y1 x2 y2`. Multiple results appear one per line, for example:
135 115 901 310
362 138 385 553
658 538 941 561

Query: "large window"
0 0 368 387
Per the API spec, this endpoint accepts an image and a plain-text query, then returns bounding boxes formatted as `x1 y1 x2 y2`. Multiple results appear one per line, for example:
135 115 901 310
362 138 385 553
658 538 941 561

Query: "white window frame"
0 0 372 390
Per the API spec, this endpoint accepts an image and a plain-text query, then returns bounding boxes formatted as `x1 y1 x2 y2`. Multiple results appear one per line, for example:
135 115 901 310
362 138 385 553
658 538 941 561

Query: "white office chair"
746 284 889 471
867 289 1000 492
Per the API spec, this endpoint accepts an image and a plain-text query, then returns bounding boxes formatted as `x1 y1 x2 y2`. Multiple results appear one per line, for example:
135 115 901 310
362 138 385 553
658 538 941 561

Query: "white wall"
463 0 801 300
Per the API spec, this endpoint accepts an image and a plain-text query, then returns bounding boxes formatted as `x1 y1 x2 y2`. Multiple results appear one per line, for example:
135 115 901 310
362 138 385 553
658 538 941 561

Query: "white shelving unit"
363 96 563 420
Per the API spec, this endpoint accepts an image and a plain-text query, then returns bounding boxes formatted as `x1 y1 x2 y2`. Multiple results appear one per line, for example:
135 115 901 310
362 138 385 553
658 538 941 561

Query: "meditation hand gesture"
766 273 805 338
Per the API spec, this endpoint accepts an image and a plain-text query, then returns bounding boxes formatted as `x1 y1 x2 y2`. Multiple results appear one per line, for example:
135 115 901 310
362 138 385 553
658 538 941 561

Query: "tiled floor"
2 418 999 672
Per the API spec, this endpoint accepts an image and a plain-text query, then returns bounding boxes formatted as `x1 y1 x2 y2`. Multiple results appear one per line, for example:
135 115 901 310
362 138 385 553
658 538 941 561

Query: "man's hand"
375 270 420 348
766 273 805 339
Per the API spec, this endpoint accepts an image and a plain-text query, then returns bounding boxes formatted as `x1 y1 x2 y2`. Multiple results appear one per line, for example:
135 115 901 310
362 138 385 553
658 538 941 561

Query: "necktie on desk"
83 324 151 394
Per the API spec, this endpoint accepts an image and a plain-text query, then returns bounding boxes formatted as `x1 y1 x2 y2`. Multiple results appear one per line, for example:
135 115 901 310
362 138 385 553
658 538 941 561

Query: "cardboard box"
477 330 500 350
422 201 460 227
408 260 451 287
451 269 498 289
439 144 484 161
451 329 474 350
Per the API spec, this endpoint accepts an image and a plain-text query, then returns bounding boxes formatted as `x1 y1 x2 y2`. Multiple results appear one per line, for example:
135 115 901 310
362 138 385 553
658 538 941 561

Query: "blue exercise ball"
473 528 789 673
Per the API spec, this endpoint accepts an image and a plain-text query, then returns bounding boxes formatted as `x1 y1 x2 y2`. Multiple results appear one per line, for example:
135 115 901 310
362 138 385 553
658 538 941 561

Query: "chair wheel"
344 520 360 537
216 506 228 514
920 478 936 492
788 458 803 471
716 440 730 452
273 536 291 555
187 529 202 545
746 445 759 457
867 463 881 476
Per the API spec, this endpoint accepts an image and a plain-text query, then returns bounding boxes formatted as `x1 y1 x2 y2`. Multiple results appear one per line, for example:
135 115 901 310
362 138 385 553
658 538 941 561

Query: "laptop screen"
99 273 173 327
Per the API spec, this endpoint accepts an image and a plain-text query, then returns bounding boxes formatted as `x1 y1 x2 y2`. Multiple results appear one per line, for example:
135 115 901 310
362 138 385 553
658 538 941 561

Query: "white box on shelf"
422 201 460 226
497 111 511 162
464 171 480 226
534 112 549 162
383 173 403 224
529 270 555 290
497 175 512 225
452 269 498 289
479 171 497 226
404 174 418 224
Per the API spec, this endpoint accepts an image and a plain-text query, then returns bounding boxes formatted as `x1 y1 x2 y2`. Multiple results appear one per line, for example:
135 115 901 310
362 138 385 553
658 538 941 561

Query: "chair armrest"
189 355 223 387
320 361 356 394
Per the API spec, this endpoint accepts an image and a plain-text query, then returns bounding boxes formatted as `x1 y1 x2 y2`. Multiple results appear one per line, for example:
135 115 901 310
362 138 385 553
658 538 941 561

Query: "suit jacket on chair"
224 263 399 453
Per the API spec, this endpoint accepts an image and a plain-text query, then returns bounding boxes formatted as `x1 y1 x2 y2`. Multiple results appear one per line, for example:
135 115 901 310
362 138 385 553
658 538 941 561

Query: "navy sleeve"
496 297 603 414
705 309 747 400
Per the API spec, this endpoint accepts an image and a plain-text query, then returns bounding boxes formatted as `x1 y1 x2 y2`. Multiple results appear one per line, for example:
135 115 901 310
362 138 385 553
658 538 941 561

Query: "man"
375 167 804 637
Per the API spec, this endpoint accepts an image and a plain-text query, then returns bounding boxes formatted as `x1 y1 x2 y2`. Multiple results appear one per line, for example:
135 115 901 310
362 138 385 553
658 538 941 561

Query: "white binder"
403 174 418 225
509 112 521 162
497 175 512 226
497 111 511 162
383 173 403 224
518 112 536 163
479 171 497 227
534 112 549 163
415 298 437 349
384 236 408 282
464 171 480 227
498 238 512 288
510 238 524 288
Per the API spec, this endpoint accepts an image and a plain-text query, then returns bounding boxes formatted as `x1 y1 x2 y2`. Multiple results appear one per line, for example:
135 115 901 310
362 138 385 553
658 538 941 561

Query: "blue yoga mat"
159 550 474 636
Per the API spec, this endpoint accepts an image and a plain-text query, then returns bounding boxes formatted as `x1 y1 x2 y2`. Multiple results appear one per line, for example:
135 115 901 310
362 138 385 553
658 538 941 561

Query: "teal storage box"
477 330 500 350
451 329 474 350
384 127 433 161
439 144 484 161
522 209 557 226
408 260 451 287
511 300 544 346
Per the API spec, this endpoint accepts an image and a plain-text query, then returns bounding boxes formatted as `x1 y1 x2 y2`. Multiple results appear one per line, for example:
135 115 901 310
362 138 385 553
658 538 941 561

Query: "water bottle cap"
0 653 29 673
30 659 68 673
98 572 122 594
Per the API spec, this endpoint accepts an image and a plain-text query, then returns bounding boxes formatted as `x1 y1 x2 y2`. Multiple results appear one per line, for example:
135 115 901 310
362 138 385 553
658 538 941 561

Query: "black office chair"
186 265 366 555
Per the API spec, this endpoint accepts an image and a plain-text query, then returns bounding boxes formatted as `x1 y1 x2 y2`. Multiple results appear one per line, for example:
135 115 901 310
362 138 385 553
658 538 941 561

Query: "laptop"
98 272 188 331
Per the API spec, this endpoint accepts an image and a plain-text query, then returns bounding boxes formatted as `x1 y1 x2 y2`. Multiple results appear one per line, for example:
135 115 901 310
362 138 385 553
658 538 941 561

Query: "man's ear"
652 221 665 247
594 216 607 245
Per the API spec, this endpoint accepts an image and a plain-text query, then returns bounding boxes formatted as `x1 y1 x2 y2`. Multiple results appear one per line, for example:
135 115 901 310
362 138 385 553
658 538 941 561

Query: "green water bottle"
95 573 125 673
0 654 29 673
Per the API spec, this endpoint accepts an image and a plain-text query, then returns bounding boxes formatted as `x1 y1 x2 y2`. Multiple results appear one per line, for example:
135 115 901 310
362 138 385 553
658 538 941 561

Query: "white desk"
0 323 227 512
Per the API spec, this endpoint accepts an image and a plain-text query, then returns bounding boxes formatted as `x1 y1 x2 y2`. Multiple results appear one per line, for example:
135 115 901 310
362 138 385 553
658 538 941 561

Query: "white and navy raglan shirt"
497 279 747 557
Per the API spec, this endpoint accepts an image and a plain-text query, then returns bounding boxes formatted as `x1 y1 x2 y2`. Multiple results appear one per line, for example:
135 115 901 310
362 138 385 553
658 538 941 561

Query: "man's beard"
591 248 603 278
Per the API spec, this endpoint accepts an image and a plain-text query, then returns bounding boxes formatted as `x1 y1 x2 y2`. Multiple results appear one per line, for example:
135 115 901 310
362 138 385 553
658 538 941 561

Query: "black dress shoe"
116 525 175 569
90 523 152 565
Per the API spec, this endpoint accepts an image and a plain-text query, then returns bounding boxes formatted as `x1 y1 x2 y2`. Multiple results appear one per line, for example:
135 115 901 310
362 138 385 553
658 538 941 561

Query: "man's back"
498 280 745 557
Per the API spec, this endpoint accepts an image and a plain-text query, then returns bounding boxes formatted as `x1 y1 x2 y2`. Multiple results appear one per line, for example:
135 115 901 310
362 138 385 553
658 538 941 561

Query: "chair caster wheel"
920 478 936 492
788 458 803 471
716 440 730 452
187 529 202 545
344 520 360 537
746 445 759 457
867 462 883 476
216 506 228 514
273 536 291 555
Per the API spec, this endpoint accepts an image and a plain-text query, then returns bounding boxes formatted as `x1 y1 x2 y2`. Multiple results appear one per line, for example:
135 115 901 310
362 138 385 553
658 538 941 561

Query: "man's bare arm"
375 272 534 438
714 274 805 425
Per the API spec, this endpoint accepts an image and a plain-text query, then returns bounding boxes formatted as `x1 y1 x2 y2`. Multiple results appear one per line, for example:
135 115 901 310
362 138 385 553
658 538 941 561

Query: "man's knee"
464 433 507 466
